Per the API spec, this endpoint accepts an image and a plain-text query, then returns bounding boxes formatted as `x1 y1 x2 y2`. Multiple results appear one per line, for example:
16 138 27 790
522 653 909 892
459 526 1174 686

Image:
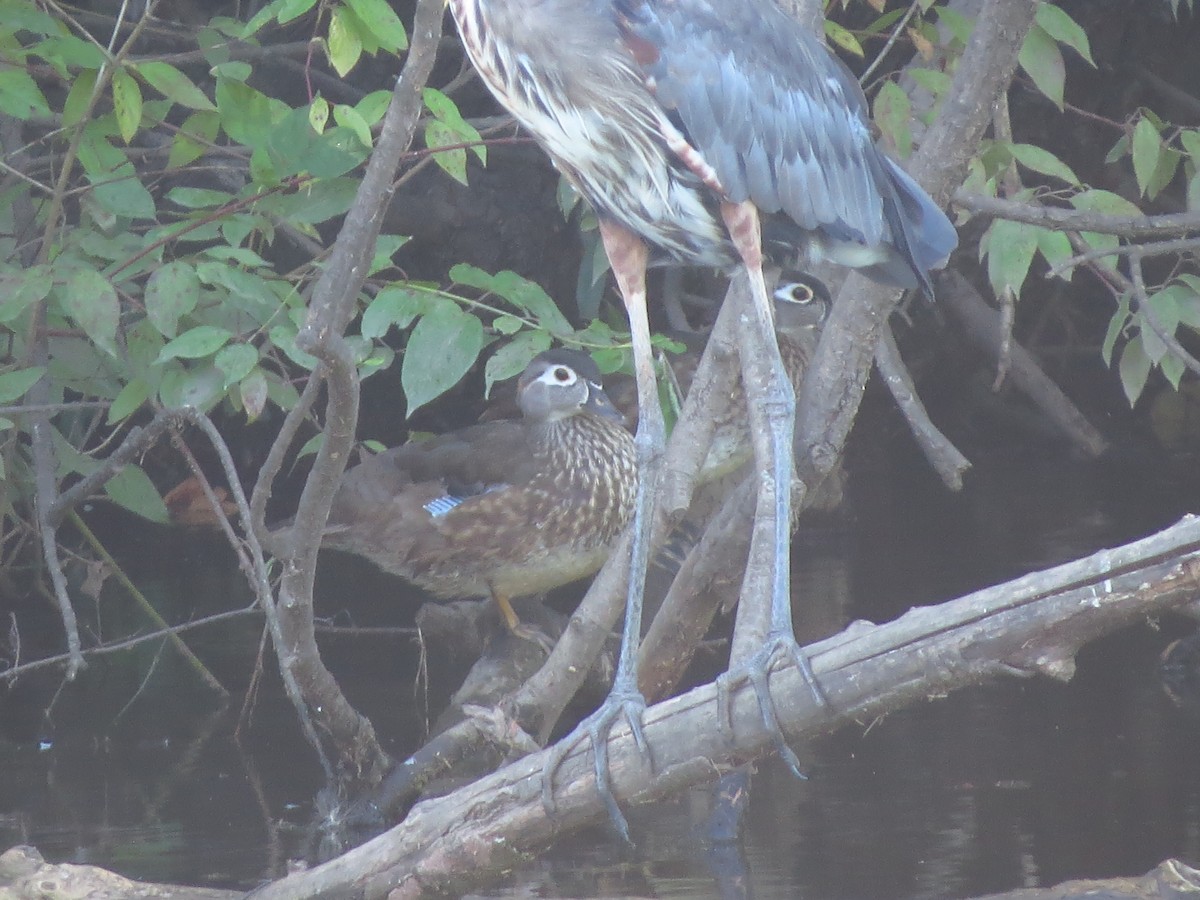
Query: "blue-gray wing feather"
615 0 957 289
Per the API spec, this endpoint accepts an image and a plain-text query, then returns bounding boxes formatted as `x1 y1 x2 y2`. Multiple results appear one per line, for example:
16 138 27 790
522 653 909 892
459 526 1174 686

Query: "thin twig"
68 510 229 698
1128 248 1200 380
957 191 1200 238
1048 235 1200 279
0 605 258 682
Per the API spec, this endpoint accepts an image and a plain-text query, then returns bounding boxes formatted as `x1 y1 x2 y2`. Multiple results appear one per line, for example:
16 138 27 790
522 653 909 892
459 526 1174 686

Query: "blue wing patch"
423 483 510 517
424 495 466 517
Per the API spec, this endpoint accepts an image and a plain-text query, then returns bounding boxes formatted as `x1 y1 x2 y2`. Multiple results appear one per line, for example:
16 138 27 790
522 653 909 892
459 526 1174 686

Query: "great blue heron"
446 0 957 837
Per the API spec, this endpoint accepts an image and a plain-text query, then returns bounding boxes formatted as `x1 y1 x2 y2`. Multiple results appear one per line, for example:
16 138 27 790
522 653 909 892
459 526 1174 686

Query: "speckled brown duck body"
322 350 637 617
602 276 831 484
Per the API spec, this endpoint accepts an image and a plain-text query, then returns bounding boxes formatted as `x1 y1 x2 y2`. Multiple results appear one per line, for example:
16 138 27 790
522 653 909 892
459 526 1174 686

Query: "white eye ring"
775 283 814 305
538 365 578 387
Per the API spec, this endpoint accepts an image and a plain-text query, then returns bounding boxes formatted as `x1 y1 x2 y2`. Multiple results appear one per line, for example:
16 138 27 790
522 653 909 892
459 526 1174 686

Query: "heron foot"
716 634 826 778
541 684 651 844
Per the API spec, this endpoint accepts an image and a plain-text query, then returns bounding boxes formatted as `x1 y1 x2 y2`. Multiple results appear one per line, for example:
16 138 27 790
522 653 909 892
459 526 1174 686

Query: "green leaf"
215 342 259 389
356 90 392 126
0 265 53 324
1034 3 1095 66
239 367 269 419
0 68 52 120
215 77 274 147
935 6 973 44
145 261 200 338
258 177 360 223
277 0 318 24
872 81 912 158
984 218 1038 299
823 19 864 57
1071 188 1143 218
0 0 63 33
1102 294 1131 367
1141 286 1184 366
484 331 552 397
104 464 170 523
1160 348 1185 390
309 95 330 133
1036 227 1074 279
264 107 363 179
268 324 319 369
449 263 497 291
169 109 220 167
1174 276 1200 328
368 233 410 275
240 0 285 34
344 0 408 51
1104 133 1130 166
490 271 572 333
158 363 225 410
157 325 234 362
1018 23 1065 109
77 124 155 219
327 6 363 77
362 285 431 338
60 269 120 356
134 61 215 110
423 88 485 164
62 68 99 128
425 120 469 185
109 378 151 422
1138 312 1168 365
1008 143 1080 186
492 314 524 335
1181 129 1200 161
333 103 372 149
907 68 952 99
1145 147 1181 202
111 68 143 143
402 303 485 414
0 366 46 403
1132 117 1163 197
1117 337 1151 406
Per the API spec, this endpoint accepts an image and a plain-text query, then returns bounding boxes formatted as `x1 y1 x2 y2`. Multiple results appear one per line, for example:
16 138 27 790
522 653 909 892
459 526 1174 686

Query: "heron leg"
714 201 826 773
541 219 658 843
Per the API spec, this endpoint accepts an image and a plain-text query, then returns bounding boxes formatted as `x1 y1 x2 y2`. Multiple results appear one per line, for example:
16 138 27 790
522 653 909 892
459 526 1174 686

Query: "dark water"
2 446 1199 898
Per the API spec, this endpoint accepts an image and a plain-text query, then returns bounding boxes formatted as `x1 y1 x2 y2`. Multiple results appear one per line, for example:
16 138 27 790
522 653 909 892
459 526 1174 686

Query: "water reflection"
1 449 1199 896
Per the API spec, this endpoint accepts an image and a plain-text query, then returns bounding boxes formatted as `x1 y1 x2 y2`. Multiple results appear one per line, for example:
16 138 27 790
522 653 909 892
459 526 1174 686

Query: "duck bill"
585 385 625 424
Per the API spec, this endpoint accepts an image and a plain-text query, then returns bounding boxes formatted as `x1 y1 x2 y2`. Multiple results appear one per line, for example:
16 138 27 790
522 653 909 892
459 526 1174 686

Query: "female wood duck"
322 349 638 631
696 275 831 483
598 274 831 485
485 277 829 487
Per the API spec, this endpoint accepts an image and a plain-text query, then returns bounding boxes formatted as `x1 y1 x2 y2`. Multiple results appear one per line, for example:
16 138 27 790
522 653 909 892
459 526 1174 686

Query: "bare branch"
1048 235 1200 279
249 514 1200 899
938 271 1110 458
957 192 1200 238
875 325 971 490
796 0 1040 492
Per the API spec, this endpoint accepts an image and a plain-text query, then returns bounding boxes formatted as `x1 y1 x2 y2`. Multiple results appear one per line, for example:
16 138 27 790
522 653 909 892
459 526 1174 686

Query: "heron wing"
616 0 886 247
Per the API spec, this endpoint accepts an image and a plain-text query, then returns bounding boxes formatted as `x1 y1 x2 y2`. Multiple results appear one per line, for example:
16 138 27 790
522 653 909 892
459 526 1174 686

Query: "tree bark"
247 514 1200 899
249 0 446 789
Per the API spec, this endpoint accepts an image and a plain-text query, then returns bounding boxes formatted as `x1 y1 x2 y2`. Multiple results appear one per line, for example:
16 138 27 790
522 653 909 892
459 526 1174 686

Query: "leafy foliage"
0 2 627 534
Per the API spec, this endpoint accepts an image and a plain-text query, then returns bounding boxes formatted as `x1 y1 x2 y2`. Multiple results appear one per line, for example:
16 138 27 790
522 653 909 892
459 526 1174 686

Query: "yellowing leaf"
111 68 143 143
327 7 363 77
